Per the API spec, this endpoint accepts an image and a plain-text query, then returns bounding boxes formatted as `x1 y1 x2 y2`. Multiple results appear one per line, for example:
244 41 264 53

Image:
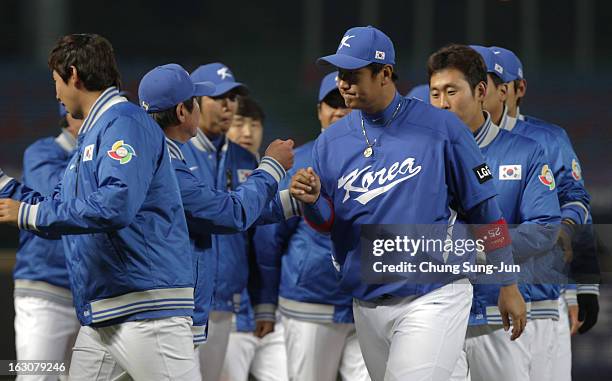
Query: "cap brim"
193 81 216 97
212 82 249 97
316 54 371 70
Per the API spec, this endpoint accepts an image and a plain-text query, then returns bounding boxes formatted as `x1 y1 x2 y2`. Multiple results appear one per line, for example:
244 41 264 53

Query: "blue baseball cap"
489 46 524 81
470 45 510 82
406 84 430 104
58 102 68 117
190 63 248 97
318 71 339 102
317 26 395 70
138 63 215 113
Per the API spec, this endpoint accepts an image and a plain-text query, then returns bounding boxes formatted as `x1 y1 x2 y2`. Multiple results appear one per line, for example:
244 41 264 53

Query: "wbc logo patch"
83 144 95 162
538 164 556 190
499 165 521 180
107 140 135 164
571 158 582 181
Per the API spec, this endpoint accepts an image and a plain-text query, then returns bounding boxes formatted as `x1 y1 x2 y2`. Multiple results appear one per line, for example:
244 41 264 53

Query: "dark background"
0 0 610 380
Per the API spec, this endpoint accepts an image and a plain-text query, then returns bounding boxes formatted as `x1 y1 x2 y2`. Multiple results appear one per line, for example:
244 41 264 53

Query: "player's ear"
499 83 508 102
517 79 527 98
69 66 82 89
176 103 186 123
476 81 487 101
382 65 393 85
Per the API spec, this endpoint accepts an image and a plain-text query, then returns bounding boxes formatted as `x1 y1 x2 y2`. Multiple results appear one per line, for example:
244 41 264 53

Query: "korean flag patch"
237 169 253 183
83 144 95 162
499 165 521 180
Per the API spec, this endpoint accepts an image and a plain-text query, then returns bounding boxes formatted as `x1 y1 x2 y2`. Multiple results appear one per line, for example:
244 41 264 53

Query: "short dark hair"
427 44 487 94
368 63 399 82
150 97 196 129
321 89 347 109
48 34 121 91
237 96 265 123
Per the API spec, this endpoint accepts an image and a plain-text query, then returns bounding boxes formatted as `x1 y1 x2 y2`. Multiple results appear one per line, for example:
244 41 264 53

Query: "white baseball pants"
14 295 80 381
198 310 233 381
220 320 287 381
68 316 199 381
353 279 472 381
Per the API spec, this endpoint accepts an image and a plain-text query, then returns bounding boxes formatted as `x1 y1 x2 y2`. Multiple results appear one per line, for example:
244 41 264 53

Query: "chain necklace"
360 100 403 158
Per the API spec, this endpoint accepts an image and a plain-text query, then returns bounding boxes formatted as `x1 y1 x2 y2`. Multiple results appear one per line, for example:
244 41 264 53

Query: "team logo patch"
338 157 422 205
538 164 556 190
473 163 493 184
237 169 252 183
83 144 95 162
499 165 521 180
571 158 582 181
107 140 135 164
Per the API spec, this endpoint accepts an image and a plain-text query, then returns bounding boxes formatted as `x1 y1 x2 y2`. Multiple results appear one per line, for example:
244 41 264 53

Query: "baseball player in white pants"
221 313 287 381
14 295 80 381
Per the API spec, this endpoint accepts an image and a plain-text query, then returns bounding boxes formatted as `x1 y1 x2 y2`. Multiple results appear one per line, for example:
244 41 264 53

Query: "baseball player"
490 46 599 380
226 96 265 159
427 44 561 381
137 64 296 374
248 72 370 381
0 34 200 380
289 26 526 381
222 96 290 381
12 103 82 381
184 62 270 381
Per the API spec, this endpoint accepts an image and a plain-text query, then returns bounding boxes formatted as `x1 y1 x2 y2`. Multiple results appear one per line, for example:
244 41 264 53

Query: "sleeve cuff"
561 201 589 224
257 156 286 183
280 189 303 220
254 303 277 322
577 284 600 296
18 202 40 231
563 288 578 306
0 171 14 190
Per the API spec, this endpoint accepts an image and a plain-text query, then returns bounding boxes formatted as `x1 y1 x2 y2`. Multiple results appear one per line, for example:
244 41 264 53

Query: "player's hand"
264 139 294 170
577 293 599 334
254 320 274 338
568 304 581 335
290 167 320 204
498 284 527 341
558 224 573 263
0 198 21 227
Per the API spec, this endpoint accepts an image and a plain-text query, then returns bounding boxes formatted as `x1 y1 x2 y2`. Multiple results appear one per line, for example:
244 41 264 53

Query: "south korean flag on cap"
499 165 521 180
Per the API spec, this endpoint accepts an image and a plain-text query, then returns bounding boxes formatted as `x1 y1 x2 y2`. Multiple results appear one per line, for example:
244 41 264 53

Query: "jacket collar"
165 137 185 162
191 128 228 153
474 111 500 148
78 87 126 136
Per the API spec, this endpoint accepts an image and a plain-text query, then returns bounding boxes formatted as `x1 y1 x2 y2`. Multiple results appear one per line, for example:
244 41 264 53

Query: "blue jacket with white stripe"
0 88 194 326
165 137 287 343
13 130 76 305
182 131 291 320
469 115 561 325
521 114 599 285
501 109 591 318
